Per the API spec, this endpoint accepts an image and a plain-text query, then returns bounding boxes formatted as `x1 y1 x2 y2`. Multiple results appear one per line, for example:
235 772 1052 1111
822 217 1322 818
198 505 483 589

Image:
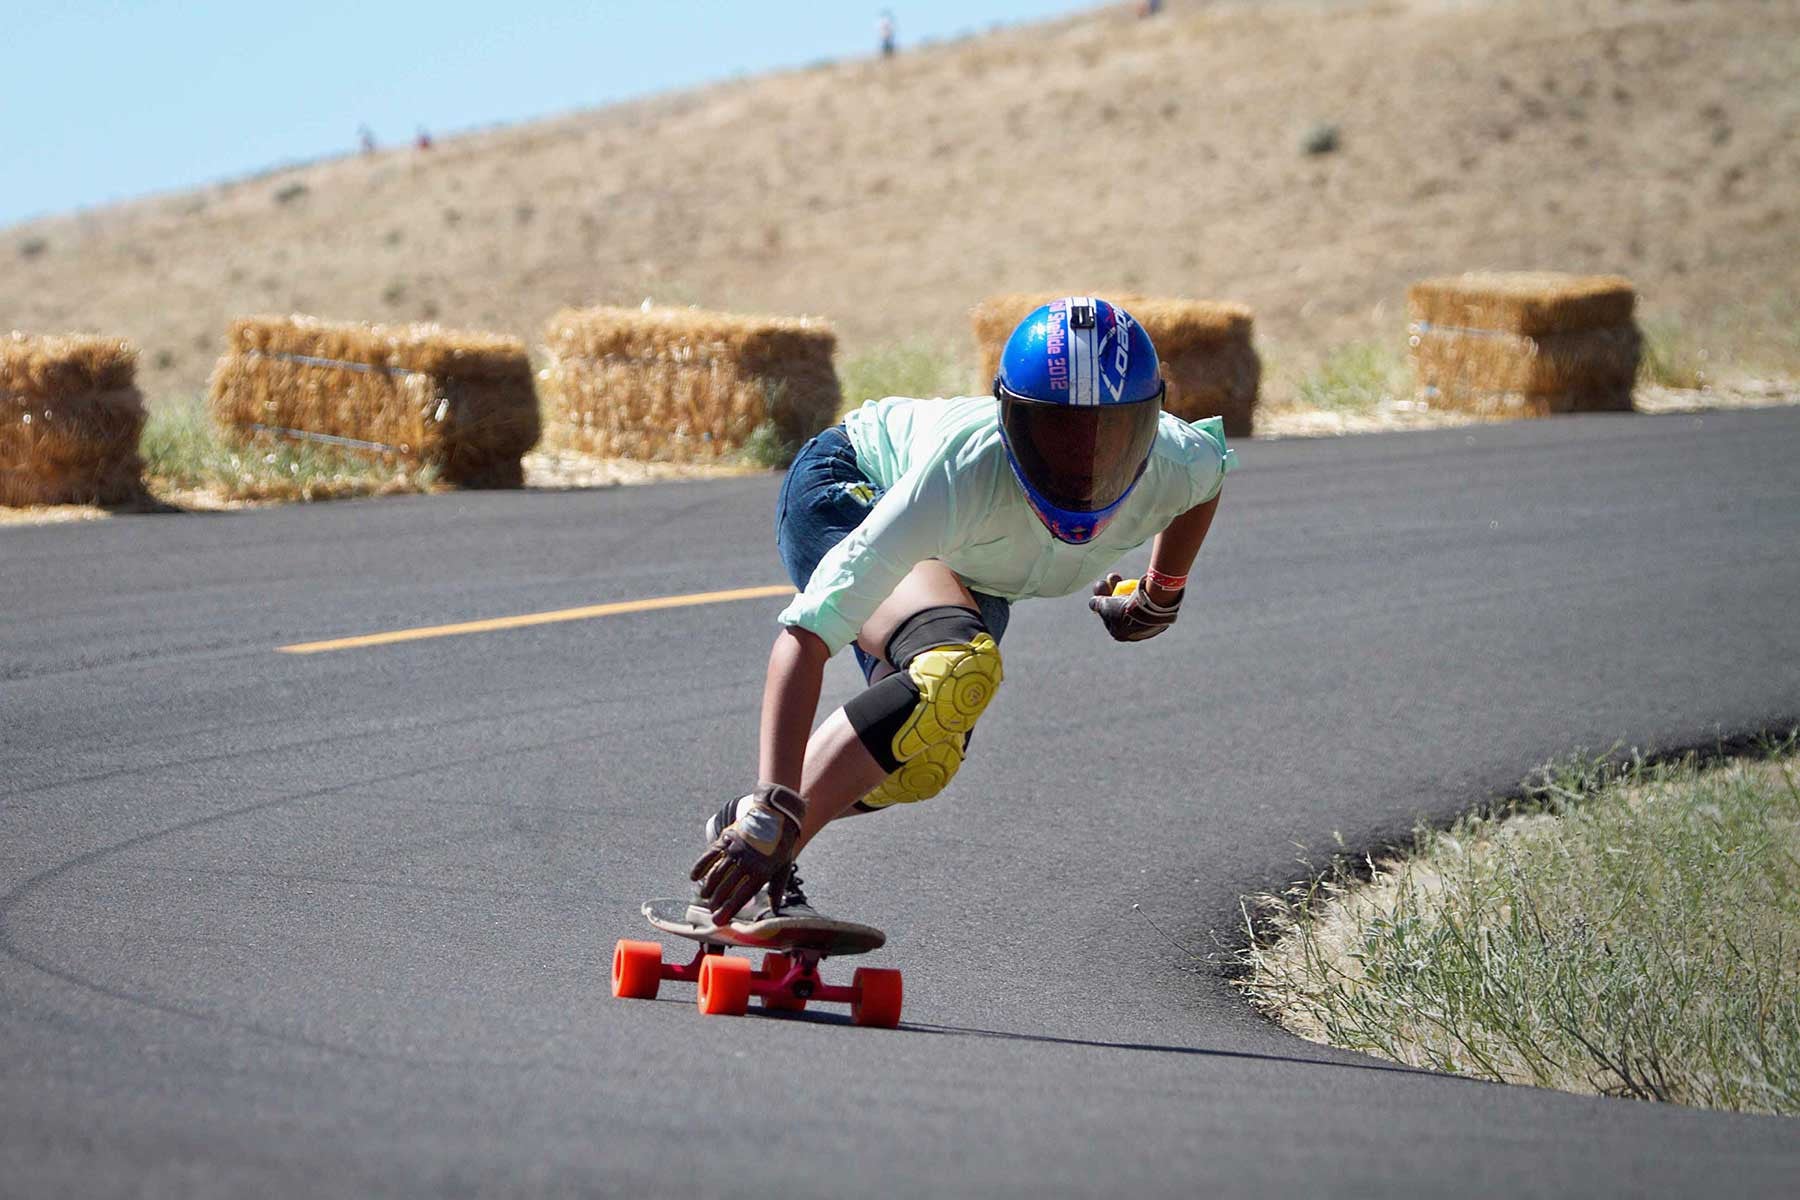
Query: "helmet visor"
999 388 1162 513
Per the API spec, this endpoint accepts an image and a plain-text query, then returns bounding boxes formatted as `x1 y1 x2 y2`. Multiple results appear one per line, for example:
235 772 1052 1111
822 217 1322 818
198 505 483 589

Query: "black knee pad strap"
847 605 994 776
883 605 988 671
843 671 917 774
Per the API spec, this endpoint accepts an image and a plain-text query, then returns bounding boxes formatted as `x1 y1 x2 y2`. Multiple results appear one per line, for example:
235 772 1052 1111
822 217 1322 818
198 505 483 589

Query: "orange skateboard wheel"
851 966 903 1028
757 952 807 1012
697 954 753 1016
612 939 663 1000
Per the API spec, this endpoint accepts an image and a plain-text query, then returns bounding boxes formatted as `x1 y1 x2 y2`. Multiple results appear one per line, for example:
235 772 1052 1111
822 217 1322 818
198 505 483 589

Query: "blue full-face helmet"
993 296 1165 544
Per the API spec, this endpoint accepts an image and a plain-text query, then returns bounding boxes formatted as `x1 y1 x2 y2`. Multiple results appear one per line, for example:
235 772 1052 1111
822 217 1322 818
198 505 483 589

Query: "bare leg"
792 560 978 852
854 559 980 661
793 710 888 850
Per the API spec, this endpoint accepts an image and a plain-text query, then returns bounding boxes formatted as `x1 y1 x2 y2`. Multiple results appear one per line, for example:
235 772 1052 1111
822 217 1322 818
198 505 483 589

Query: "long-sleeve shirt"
777 395 1236 654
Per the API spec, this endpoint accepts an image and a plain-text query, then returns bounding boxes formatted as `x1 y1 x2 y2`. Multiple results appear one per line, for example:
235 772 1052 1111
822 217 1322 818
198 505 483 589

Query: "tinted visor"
999 386 1163 513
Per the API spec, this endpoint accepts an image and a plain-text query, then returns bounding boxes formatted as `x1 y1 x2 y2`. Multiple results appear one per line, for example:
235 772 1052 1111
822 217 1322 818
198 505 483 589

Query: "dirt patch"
520 448 765 490
0 503 114 526
1631 379 1797 415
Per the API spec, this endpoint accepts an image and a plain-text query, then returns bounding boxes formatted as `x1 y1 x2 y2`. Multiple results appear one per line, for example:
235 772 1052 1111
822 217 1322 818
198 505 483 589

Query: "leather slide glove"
1088 573 1182 642
689 782 806 923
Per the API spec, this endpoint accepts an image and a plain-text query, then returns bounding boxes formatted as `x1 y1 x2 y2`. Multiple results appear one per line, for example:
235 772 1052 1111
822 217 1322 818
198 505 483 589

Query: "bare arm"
757 626 830 790
1144 492 1221 605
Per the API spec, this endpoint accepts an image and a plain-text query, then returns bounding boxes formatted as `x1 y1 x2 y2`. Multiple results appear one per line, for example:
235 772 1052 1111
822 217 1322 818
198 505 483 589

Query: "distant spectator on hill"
358 125 377 155
879 10 896 58
415 126 433 151
1138 0 1163 16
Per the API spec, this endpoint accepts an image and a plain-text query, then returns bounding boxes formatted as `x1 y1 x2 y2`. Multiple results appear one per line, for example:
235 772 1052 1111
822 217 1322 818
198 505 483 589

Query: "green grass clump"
734 380 802 469
1745 293 1800 376
1238 738 1800 1114
1637 320 1711 390
739 342 967 469
838 342 970 415
1301 121 1341 156
1293 342 1409 412
738 420 799 470
140 397 436 503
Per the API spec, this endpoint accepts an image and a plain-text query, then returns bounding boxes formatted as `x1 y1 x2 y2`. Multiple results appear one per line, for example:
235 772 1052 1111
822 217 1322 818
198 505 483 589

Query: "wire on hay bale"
970 294 1260 437
1407 272 1640 416
208 315 540 487
540 305 841 461
1 333 146 507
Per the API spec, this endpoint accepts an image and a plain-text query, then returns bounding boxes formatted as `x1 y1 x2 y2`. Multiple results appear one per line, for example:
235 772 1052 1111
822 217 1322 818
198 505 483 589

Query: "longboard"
641 897 886 956
612 898 903 1027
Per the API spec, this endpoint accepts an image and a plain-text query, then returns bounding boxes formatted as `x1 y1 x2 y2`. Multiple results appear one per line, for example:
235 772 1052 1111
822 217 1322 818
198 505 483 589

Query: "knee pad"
857 736 968 810
844 606 1003 808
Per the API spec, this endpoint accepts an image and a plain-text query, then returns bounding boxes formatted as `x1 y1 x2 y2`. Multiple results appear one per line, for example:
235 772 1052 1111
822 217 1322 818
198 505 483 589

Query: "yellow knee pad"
856 634 1002 809
893 633 1003 758
858 739 966 809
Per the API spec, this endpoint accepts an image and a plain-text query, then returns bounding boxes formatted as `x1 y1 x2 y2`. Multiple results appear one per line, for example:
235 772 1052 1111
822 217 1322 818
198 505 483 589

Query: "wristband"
1133 588 1181 618
753 781 807 824
1144 566 1189 592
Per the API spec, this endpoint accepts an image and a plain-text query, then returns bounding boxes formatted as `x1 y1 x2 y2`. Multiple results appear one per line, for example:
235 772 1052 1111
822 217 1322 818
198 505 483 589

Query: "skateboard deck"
641 897 886 956
613 899 903 1027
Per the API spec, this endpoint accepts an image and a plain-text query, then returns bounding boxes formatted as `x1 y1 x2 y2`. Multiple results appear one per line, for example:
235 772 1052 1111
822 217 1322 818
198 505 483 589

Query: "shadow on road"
669 996 1478 1084
898 1021 1475 1082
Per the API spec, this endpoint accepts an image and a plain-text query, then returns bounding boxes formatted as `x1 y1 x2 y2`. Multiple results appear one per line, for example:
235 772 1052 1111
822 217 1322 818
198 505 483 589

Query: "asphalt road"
3 409 1798 1198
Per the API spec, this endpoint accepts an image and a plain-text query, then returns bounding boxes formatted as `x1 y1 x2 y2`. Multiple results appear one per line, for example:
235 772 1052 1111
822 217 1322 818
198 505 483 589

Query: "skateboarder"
690 297 1235 925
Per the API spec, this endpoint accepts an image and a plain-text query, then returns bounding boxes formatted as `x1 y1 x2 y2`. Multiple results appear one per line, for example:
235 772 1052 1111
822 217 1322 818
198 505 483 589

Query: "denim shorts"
776 426 1011 683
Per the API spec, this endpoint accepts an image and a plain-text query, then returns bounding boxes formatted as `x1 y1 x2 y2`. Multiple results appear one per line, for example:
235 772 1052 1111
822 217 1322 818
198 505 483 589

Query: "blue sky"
1 1 1097 230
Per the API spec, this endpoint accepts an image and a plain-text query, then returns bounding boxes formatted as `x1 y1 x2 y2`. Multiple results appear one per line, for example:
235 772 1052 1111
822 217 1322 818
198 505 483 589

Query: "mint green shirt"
777 395 1237 654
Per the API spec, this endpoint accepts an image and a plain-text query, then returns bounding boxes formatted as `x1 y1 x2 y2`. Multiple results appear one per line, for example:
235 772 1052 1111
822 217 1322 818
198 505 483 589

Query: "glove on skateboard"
690 782 806 923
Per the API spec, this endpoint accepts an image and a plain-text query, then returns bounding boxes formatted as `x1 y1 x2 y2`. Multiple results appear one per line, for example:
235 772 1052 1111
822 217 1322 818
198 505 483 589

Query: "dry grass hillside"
5 0 1796 406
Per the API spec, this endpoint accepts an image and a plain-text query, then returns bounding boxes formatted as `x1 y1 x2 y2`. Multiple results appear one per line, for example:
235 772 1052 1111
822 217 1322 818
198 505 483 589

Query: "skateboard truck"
611 939 903 1027
615 898 901 1026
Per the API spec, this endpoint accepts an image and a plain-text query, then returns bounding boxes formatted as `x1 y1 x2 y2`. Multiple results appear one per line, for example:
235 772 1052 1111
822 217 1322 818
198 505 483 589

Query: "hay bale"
971 294 1260 437
1 333 146 507
540 306 841 461
1407 272 1641 415
1408 272 1636 336
1410 325 1641 416
208 315 540 487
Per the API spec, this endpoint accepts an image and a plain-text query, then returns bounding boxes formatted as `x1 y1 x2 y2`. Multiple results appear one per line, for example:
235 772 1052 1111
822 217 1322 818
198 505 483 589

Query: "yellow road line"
278 584 794 655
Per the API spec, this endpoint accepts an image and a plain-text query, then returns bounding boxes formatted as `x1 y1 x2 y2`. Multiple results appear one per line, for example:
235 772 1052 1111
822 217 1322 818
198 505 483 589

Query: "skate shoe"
703 794 747 844
688 865 818 927
687 795 750 924
690 797 818 925
765 866 819 921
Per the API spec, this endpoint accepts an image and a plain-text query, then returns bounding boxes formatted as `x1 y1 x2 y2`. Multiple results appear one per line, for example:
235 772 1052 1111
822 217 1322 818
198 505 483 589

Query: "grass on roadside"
737 344 970 469
1292 341 1412 413
736 379 805 470
1236 737 1800 1115
726 339 969 471
838 341 971 416
738 420 800 470
140 396 438 504
1638 319 1711 390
